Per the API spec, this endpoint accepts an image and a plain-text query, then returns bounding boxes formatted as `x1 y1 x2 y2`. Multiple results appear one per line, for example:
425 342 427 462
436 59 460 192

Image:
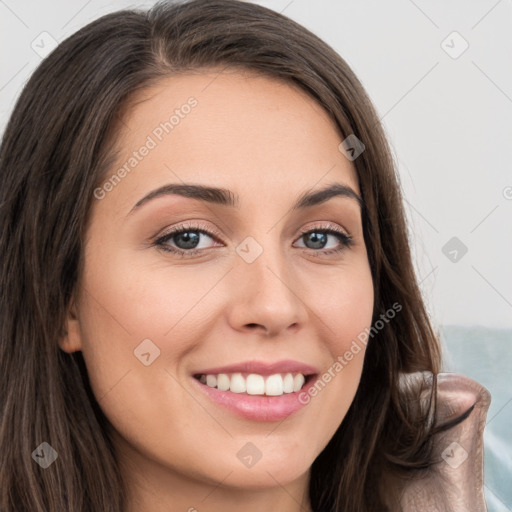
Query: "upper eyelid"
156 223 222 242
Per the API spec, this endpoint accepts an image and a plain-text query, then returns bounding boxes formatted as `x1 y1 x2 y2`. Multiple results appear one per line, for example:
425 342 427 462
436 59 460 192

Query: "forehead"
100 68 360 215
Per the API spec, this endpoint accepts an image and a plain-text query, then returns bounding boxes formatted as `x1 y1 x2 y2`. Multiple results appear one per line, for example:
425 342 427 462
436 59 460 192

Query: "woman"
0 0 490 510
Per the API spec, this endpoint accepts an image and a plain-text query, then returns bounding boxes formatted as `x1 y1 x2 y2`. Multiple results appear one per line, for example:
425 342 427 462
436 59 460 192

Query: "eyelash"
152 221 354 258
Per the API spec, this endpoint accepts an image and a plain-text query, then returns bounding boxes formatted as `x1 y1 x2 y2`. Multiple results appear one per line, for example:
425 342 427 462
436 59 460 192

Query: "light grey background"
1 1 511 510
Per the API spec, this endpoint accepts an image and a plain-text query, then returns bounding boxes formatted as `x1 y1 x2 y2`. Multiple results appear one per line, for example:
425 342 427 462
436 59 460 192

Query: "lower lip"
191 375 318 422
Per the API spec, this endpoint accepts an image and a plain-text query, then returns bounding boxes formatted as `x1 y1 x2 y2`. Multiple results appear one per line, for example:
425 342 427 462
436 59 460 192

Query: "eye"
153 221 220 257
152 221 353 257
294 222 354 255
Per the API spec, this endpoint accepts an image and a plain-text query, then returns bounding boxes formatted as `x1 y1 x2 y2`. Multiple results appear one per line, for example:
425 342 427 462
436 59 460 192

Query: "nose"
225 239 309 338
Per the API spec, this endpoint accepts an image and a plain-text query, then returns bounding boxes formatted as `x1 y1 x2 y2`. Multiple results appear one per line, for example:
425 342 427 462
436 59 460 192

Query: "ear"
59 296 83 353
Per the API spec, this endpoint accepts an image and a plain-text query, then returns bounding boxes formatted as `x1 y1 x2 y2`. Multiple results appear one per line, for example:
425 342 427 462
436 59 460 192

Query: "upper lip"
193 359 319 376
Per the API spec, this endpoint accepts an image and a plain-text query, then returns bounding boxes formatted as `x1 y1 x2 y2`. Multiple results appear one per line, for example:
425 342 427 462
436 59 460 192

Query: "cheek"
75 246 233 420
299 261 374 447
333 263 374 374
77 246 217 352
316 259 375 355
334 276 374 357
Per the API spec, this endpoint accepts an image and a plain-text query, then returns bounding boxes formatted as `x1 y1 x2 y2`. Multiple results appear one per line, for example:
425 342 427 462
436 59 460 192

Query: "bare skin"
60 68 374 512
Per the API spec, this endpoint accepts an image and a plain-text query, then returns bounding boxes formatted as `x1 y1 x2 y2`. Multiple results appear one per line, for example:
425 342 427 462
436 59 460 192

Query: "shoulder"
398 371 491 512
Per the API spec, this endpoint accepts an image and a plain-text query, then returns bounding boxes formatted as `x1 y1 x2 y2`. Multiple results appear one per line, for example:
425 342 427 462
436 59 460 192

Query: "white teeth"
293 373 305 392
283 373 294 393
230 373 246 393
265 374 284 396
206 374 217 387
217 373 230 391
246 374 265 395
202 372 308 396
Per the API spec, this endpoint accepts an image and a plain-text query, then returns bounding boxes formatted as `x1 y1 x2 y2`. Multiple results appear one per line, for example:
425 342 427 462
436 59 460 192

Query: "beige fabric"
398 372 491 512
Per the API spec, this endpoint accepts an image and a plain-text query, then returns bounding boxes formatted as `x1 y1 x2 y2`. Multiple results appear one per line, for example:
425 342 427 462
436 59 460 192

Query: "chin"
214 460 311 489
199 441 314 489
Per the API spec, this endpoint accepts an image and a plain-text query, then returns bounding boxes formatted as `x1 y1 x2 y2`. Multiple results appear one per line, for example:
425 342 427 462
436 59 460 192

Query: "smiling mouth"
193 372 314 397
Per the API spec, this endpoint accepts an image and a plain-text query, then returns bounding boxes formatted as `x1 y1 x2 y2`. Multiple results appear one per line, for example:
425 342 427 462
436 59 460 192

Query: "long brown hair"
0 1 465 510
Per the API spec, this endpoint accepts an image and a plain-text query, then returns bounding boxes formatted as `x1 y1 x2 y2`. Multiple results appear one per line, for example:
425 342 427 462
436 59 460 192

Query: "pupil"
305 232 326 249
176 231 200 249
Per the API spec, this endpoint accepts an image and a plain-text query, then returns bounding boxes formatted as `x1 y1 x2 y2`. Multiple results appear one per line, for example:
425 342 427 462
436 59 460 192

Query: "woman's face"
62 69 374 502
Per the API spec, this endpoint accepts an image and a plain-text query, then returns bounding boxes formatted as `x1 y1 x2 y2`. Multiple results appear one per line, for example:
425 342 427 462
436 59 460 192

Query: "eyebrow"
127 181 364 216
